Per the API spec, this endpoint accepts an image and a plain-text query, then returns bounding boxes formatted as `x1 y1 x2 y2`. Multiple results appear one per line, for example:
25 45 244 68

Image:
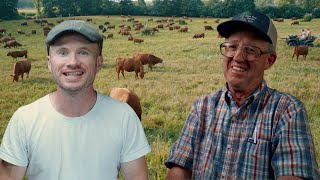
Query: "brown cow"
133 38 144 44
11 59 31 82
133 53 164 71
116 57 145 79
107 33 113 39
1 37 15 43
17 29 25 34
31 30 37 34
109 87 142 121
292 46 308 61
4 40 22 48
204 25 213 30
193 33 205 38
0 28 7 33
291 20 299 25
7 50 28 60
128 34 133 41
178 27 188 32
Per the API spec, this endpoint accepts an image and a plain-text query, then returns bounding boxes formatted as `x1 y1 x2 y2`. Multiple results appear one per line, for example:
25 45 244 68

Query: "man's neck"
49 89 97 117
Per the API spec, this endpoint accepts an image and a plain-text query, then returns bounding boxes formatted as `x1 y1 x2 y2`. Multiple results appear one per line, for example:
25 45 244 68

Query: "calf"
133 53 164 71
193 33 204 38
292 46 308 61
11 59 31 82
7 50 28 60
116 57 145 79
109 87 142 121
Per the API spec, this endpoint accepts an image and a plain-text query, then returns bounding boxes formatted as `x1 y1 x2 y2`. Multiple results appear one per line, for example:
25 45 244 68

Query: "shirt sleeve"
120 105 151 163
0 109 29 167
165 100 200 170
272 100 320 179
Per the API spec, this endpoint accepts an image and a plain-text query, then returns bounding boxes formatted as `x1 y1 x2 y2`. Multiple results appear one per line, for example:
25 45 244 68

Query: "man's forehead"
50 32 95 46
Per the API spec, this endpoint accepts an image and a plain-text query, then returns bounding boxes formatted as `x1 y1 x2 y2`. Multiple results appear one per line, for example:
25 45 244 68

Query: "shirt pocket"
236 140 274 180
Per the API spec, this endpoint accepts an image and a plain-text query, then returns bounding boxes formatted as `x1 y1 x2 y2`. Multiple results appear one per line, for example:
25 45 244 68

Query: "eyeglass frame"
219 42 272 61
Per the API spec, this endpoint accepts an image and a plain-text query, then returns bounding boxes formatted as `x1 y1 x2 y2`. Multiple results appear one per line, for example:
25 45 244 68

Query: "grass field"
0 15 319 179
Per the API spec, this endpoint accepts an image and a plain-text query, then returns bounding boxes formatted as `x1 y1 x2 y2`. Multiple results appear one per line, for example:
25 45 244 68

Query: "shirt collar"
223 80 268 107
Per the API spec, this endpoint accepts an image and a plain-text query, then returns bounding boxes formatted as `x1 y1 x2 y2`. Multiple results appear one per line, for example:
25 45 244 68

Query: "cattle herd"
0 15 316 120
0 15 315 83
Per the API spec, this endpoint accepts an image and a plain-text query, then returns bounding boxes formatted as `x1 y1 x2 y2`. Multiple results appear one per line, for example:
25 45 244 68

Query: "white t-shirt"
0 92 151 180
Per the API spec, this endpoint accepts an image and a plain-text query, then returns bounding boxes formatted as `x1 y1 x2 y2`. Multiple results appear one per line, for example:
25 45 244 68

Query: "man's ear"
96 55 103 72
47 56 52 73
264 53 277 70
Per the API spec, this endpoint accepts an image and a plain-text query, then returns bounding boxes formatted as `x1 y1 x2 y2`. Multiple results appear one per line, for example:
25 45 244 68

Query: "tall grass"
0 16 319 179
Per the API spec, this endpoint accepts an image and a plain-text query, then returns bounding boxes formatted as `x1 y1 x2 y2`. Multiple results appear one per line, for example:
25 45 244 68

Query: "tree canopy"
2 0 320 19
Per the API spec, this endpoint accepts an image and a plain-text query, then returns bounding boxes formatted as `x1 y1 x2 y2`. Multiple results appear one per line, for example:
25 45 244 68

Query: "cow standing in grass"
7 50 28 60
11 59 31 82
133 53 164 71
116 57 145 79
292 46 308 61
109 87 142 121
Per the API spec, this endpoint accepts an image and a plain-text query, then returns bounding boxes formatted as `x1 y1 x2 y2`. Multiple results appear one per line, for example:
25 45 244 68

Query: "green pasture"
0 16 319 179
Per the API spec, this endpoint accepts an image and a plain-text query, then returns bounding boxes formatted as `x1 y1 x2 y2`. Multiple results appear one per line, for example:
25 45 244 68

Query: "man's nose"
233 47 246 61
67 53 80 66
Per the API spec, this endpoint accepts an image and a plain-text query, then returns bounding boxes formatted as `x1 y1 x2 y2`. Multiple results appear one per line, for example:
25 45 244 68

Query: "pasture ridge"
0 16 320 179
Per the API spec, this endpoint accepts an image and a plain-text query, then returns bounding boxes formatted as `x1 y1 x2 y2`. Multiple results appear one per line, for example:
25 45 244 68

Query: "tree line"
1 0 320 19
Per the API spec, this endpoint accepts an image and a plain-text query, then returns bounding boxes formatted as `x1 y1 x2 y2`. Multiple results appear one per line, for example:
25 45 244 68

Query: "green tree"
180 0 204 17
255 0 274 7
0 0 19 18
118 0 134 15
32 0 42 17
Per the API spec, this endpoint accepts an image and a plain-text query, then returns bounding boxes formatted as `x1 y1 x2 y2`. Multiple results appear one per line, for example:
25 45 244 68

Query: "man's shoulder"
267 88 304 106
16 94 50 114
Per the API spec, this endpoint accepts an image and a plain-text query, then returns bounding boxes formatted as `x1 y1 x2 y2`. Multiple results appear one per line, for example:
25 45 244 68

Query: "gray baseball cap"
217 11 277 50
46 20 103 47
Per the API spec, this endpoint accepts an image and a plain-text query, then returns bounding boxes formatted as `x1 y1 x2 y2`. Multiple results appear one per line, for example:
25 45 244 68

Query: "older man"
165 11 320 180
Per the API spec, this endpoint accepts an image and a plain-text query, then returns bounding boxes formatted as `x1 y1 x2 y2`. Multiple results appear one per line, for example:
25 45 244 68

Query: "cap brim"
217 20 272 44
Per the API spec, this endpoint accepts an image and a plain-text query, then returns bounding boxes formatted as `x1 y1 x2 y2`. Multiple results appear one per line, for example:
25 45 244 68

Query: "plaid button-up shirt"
165 81 320 180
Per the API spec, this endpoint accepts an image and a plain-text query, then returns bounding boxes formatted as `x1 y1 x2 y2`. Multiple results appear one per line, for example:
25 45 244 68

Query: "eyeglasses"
220 42 271 61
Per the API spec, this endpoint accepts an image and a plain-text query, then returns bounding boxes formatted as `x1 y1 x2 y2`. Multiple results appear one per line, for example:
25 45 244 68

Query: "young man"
0 20 151 180
165 11 320 180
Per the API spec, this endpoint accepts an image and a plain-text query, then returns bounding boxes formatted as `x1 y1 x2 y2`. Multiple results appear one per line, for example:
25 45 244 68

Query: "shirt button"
227 144 232 149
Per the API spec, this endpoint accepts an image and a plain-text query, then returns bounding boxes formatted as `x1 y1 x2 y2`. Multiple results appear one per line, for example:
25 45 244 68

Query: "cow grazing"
109 87 142 121
133 38 144 44
204 25 213 30
292 46 308 61
17 29 25 34
116 57 145 79
291 20 299 25
193 33 204 38
4 40 22 48
133 53 164 71
21 22 28 26
107 33 113 39
7 50 28 60
1 37 15 43
178 27 188 32
0 28 6 33
128 34 133 41
11 59 31 82
31 30 36 34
